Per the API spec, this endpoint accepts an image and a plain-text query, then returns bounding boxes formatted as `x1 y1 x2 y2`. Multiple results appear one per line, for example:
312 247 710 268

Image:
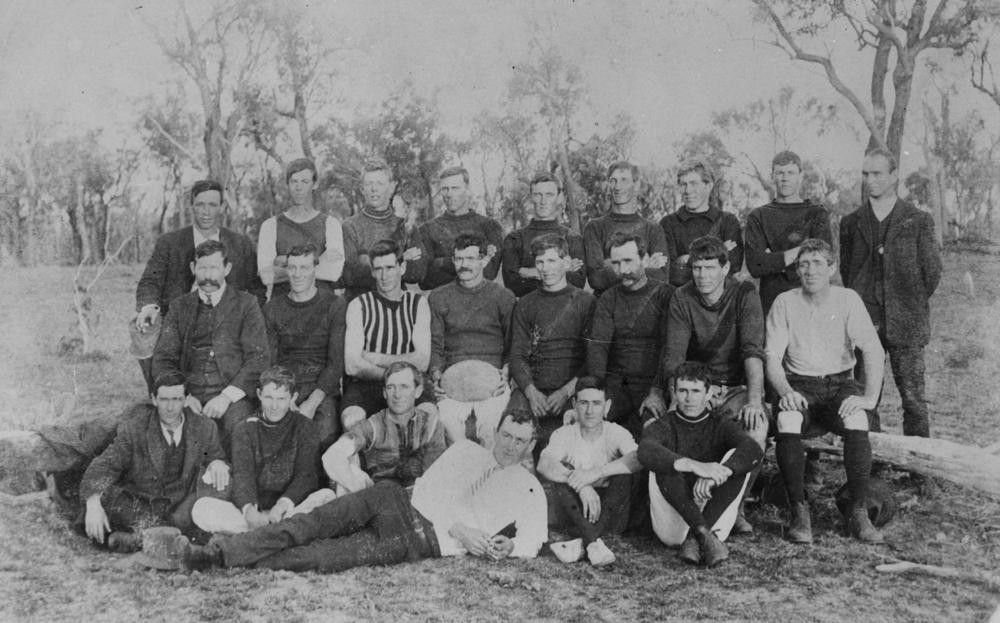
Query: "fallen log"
876 560 1000 590
804 432 1000 501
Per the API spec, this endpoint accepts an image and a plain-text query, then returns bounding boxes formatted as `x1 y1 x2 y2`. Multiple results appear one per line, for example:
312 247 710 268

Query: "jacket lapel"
884 200 911 244
145 414 167 480
856 205 874 249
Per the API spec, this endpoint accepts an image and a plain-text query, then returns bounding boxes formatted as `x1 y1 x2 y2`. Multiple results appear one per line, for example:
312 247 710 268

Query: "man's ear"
291 391 299 406
224 262 233 277
256 388 263 402
603 398 612 418
413 382 423 401
190 261 197 276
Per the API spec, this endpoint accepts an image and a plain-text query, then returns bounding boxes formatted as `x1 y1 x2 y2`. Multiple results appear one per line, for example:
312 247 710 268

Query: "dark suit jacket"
839 199 942 346
78 403 226 508
152 286 270 397
135 226 262 314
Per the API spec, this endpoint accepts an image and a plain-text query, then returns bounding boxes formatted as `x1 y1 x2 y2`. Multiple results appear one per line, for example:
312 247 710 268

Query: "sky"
0 0 992 176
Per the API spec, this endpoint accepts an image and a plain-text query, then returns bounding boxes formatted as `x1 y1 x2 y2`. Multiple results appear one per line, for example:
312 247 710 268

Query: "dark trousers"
188 391 253 459
217 481 438 573
885 344 930 437
606 376 651 442
550 475 632 545
654 470 747 531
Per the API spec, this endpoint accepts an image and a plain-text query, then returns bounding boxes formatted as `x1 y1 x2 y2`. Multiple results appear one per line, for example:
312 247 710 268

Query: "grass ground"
0 254 998 622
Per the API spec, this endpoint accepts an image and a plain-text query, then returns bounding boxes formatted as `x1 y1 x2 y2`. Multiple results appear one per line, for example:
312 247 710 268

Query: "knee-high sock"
775 433 806 505
842 430 872 507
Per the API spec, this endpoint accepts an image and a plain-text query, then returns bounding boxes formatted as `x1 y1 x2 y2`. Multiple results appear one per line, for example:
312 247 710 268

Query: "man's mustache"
197 278 221 287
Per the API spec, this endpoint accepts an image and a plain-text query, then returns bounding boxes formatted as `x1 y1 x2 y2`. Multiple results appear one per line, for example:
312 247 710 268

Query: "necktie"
169 430 178 448
464 408 479 445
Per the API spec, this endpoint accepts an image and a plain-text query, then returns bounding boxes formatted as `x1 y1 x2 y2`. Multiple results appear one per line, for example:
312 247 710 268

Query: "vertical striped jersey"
357 290 423 355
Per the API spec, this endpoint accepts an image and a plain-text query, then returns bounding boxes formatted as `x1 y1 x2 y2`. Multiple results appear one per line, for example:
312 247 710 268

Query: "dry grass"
0 255 998 622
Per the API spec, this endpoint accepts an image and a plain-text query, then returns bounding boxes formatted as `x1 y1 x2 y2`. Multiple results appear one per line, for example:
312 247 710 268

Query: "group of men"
77 146 940 573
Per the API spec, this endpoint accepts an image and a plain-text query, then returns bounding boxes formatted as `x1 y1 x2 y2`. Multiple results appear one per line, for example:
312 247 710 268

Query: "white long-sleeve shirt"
411 440 547 558
256 213 345 286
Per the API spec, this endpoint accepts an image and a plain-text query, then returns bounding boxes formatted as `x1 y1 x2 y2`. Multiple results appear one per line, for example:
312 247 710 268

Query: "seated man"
80 372 230 551
428 234 515 448
539 377 640 567
262 243 347 445
322 362 446 493
342 240 431 433
638 363 762 568
765 238 885 544
184 410 547 573
508 234 595 458
192 366 325 534
151 240 269 454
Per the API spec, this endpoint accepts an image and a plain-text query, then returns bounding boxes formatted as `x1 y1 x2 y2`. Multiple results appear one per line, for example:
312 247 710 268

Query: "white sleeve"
316 216 345 283
764 294 791 362
257 217 278 285
610 423 638 456
509 473 548 559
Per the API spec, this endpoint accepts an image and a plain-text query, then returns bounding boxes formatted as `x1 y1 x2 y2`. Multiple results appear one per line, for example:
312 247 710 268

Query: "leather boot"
848 506 885 544
694 526 728 568
787 502 813 544
677 533 700 565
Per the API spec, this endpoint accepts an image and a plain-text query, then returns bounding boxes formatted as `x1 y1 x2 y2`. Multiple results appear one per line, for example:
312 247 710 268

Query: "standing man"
184 411 547 573
586 233 674 440
134 180 261 393
501 172 585 297
418 166 505 291
660 160 743 287
840 148 942 437
508 234 595 456
262 243 347 445
151 240 270 453
257 158 345 300
745 151 832 315
428 234 516 446
583 162 669 296
341 158 426 299
657 235 768 533
341 240 431 433
80 372 230 551
765 239 885 544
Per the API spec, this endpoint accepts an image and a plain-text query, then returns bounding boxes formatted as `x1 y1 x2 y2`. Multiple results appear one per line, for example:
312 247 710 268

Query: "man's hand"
487 535 514 561
568 257 584 272
485 244 498 260
675 458 732 485
341 410 365 433
202 394 232 420
544 387 569 415
297 398 321 420
492 365 509 398
518 267 540 279
273 254 288 268
578 486 602 523
403 246 422 262
562 409 578 426
647 252 668 269
450 523 492 557
135 305 159 332
524 385 549 419
202 460 230 491
783 246 802 267
738 400 767 431
723 240 737 252
567 467 601 491
778 391 809 412
340 469 374 494
693 477 716 503
84 495 110 543
184 395 203 415
641 390 667 421
267 497 295 523
244 505 269 530
839 395 876 418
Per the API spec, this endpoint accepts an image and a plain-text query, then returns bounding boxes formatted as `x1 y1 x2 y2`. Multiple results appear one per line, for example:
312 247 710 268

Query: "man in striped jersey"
341 240 432 433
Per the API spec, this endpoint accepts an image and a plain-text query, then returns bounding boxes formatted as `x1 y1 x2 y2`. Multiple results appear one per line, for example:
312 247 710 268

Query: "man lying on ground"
183 410 547 573
79 372 230 552
322 362 445 494
539 376 640 567
192 366 329 534
638 362 762 568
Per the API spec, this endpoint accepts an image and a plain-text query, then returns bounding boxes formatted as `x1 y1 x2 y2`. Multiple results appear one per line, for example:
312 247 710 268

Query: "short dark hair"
453 234 487 257
497 408 539 439
797 238 835 265
153 371 187 395
530 233 569 259
287 243 320 265
677 160 715 185
369 239 403 263
362 157 394 179
190 180 224 203
607 161 639 182
439 166 469 185
687 235 729 267
382 361 422 388
609 232 647 258
575 376 606 396
259 365 297 394
286 158 318 184
771 150 802 171
194 240 230 265
672 362 712 390
864 147 898 173
530 172 561 191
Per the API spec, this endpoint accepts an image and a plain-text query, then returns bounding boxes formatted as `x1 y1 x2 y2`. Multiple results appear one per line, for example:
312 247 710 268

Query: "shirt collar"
160 413 186 445
199 282 226 307
676 204 720 222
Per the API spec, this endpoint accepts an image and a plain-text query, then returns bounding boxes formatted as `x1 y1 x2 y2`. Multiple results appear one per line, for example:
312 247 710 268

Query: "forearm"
744 357 766 404
766 357 795 398
637 439 684 473
537 456 571 483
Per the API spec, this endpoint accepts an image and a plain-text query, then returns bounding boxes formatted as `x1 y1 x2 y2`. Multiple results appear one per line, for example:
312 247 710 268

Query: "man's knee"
776 410 803 434
842 411 869 431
